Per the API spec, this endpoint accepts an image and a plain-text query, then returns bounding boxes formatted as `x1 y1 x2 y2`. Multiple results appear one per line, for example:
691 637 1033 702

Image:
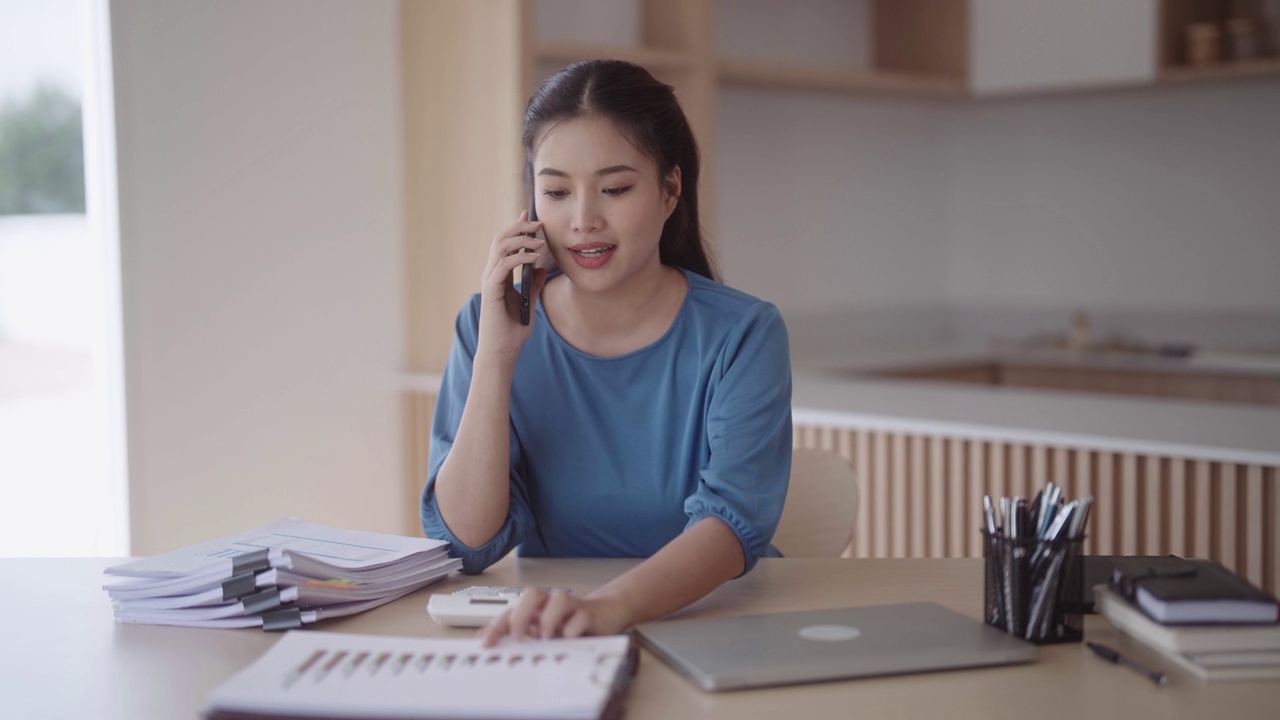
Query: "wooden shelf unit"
1157 0 1280 82
1159 55 1280 82
534 41 695 74
717 58 969 99
528 0 970 101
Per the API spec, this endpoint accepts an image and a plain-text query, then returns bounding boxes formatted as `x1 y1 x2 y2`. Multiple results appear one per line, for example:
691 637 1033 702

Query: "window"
0 0 126 556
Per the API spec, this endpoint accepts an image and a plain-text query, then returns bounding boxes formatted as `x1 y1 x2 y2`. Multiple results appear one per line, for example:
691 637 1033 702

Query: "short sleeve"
684 302 792 576
420 295 537 574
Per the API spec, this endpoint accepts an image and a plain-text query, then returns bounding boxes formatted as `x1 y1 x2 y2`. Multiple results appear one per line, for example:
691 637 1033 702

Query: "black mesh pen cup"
982 531 1085 644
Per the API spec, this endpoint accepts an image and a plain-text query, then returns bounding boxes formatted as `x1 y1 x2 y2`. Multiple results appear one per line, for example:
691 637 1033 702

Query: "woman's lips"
567 242 617 269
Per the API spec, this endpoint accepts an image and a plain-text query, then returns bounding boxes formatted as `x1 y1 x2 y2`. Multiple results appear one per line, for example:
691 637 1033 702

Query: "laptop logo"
798 624 861 642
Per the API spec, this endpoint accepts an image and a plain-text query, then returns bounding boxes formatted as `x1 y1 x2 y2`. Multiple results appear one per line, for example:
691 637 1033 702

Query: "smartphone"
520 189 537 325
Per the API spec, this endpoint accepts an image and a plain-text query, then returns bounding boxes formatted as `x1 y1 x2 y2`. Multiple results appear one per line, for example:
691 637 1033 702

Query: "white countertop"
400 343 1280 467
792 369 1280 466
786 333 1280 465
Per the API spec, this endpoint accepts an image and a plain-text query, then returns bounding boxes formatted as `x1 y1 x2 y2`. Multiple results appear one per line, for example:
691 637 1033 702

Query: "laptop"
633 601 1037 691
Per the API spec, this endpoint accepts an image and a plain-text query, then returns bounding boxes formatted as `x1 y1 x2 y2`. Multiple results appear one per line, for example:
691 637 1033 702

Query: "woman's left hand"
478 589 629 647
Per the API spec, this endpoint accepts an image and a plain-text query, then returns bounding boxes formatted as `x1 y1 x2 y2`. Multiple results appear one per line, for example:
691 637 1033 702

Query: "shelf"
1158 57 1280 84
535 42 695 74
718 58 968 99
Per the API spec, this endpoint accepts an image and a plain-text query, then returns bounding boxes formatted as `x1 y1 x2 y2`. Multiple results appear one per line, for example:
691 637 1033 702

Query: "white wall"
719 79 1280 351
111 0 405 553
945 82 1280 310
717 0 870 69
944 81 1280 346
717 89 953 351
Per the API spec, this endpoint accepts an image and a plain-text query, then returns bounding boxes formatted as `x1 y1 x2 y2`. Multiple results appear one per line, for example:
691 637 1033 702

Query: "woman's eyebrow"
537 164 638 178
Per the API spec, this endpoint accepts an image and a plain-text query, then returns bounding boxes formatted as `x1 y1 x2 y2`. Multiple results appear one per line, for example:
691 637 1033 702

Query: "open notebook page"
206 631 636 720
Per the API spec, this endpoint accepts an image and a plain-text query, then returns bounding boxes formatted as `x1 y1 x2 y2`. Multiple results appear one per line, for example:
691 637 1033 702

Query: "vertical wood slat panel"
1245 465 1265 591
962 438 983 556
1073 449 1095 556
790 421 1278 594
988 441 1006 523
403 390 439 535
1008 442 1026 502
1269 468 1279 598
1141 455 1160 554
891 434 908 558
947 437 966 558
872 432 890 558
818 426 837 452
910 435 927 557
1094 452 1115 555
1050 446 1069 495
1219 463 1239 571
1168 458 1188 557
1193 460 1213 559
1119 453 1140 555
835 428 856 558
928 436 946 558
855 429 871 559
402 393 420 535
1030 444 1049 496
406 406 1280 591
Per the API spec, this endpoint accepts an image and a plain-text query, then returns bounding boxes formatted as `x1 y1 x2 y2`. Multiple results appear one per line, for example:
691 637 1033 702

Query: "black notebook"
1109 557 1280 625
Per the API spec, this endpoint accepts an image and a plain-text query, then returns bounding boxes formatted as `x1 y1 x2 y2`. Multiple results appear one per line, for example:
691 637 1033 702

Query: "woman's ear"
663 166 682 219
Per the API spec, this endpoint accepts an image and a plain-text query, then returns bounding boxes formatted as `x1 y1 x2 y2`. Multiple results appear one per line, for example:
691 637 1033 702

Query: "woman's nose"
571 196 603 234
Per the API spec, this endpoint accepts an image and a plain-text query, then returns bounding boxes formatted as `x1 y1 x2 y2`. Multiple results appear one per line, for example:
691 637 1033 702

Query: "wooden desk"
3 557 1277 719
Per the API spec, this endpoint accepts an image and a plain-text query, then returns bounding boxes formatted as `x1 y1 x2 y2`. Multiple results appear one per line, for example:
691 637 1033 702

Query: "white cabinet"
969 0 1158 96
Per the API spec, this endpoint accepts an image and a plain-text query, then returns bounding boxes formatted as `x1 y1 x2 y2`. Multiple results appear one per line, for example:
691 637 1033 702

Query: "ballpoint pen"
1086 641 1168 686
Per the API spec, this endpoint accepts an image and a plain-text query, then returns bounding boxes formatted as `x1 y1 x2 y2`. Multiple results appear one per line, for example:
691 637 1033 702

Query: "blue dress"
420 268 792 575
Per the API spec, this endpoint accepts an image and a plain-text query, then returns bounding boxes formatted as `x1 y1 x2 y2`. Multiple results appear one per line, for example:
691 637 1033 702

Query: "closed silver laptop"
634 601 1038 691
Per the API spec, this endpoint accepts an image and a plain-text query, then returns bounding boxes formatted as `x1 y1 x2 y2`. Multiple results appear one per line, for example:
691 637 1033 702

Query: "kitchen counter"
401 344 1280 468
788 339 1280 466
792 369 1280 466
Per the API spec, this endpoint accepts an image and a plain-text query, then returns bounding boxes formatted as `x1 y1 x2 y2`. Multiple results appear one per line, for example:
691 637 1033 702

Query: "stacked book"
103 518 461 630
1094 557 1280 681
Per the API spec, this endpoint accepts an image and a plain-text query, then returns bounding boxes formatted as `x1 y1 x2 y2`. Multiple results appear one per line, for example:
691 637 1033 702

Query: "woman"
421 59 792 644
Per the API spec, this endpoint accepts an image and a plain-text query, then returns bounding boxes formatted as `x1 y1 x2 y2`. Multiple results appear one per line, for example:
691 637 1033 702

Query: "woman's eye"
604 186 632 197
542 190 568 199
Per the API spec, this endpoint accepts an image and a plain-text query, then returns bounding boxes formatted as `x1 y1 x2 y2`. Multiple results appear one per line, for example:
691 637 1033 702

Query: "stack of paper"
103 519 461 630
1095 585 1280 682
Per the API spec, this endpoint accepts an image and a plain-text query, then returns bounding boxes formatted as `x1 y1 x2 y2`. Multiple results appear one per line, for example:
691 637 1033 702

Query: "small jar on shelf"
1186 22 1222 66
1225 17 1260 61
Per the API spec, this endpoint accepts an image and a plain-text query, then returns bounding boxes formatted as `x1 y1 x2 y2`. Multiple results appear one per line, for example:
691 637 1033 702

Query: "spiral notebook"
204 631 637 720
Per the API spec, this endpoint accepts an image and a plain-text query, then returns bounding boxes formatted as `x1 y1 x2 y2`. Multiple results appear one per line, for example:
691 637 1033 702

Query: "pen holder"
982 531 1085 645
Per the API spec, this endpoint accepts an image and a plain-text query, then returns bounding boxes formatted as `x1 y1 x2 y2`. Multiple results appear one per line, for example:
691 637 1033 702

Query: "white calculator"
425 586 571 628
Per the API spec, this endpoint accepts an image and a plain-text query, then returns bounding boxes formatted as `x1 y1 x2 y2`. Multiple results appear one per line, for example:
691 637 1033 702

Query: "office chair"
772 448 859 558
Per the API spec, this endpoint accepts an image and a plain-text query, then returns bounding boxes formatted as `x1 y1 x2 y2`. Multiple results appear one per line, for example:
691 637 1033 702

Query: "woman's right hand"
476 211 548 362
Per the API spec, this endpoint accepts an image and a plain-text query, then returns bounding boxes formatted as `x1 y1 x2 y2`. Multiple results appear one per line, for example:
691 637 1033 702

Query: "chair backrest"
772 449 859 558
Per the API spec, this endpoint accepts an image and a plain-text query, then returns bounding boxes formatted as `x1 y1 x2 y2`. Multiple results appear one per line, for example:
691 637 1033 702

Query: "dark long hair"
523 60 716 281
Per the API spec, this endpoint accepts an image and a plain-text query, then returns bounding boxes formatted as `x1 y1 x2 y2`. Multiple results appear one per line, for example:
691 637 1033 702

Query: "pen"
1086 642 1168 686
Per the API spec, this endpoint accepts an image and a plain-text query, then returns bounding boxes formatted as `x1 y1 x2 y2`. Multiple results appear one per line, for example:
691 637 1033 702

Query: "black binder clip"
242 587 285 616
262 606 303 632
221 572 258 601
231 548 272 575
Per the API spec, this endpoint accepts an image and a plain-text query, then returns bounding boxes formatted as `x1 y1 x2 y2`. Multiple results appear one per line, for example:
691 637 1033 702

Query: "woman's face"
532 114 679 295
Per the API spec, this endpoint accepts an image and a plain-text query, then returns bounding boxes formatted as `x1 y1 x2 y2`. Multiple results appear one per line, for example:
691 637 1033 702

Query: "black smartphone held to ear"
520 190 536 325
